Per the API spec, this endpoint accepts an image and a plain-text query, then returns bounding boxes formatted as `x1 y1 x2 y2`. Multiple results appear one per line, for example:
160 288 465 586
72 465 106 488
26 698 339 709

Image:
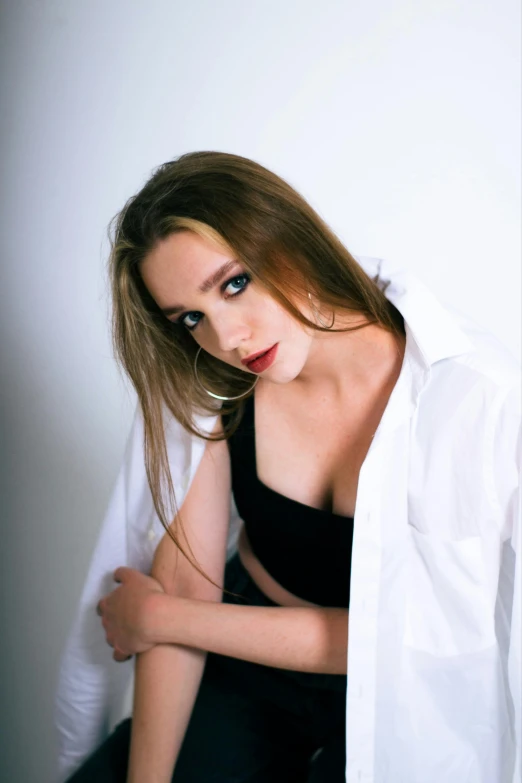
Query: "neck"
294 316 406 400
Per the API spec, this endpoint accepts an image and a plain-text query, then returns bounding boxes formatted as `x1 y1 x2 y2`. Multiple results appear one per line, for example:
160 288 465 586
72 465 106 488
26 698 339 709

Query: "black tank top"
223 393 354 608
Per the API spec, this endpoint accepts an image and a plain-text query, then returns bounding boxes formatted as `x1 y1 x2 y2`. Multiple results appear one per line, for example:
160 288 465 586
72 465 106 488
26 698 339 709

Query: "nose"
212 312 251 354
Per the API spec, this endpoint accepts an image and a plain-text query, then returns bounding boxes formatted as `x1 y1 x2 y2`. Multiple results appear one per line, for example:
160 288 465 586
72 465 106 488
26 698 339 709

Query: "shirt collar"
355 255 475 369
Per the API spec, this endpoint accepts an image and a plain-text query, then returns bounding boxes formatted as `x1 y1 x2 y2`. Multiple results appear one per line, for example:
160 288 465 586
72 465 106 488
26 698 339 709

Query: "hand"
96 567 165 661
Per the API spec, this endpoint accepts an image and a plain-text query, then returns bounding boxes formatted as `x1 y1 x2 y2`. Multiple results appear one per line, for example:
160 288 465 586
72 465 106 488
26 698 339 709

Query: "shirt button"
147 527 156 542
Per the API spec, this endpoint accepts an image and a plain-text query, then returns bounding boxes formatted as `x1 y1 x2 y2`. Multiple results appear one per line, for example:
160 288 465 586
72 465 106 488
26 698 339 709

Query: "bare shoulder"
151 414 231 601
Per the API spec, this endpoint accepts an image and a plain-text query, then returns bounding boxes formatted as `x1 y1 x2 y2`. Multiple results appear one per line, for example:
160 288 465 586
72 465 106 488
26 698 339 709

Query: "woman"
56 152 520 783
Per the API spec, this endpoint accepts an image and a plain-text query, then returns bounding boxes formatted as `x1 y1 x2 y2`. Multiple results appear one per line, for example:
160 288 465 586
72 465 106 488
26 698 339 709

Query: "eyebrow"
160 259 238 317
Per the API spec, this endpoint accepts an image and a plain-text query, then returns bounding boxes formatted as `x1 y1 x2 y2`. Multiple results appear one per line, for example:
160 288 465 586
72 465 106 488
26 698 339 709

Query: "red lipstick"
243 344 278 373
241 347 271 365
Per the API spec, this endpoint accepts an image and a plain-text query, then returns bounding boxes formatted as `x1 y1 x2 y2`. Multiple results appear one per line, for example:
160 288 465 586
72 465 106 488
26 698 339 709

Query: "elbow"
151 551 223 604
150 546 181 595
150 526 226 603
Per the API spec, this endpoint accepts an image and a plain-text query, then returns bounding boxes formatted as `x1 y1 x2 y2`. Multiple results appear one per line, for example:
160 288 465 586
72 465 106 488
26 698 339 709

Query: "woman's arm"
126 421 231 783
149 593 349 675
129 598 347 780
127 638 208 783
104 565 349 676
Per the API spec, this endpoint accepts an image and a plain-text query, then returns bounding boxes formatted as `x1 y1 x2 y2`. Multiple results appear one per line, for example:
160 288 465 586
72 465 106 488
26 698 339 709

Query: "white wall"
0 1 519 780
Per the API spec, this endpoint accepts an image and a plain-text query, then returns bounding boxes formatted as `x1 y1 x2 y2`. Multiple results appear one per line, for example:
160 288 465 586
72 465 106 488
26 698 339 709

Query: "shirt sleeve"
491 379 521 782
54 410 141 783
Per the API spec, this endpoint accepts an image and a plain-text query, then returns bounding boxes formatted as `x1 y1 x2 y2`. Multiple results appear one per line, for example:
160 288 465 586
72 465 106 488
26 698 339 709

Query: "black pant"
67 552 347 782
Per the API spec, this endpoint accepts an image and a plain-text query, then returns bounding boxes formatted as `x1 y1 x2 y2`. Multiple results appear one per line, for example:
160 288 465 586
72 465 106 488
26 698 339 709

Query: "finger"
96 601 103 617
113 649 132 663
114 566 131 583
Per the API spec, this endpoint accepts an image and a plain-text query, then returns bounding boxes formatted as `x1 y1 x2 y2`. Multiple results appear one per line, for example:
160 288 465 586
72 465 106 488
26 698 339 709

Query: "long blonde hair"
107 151 404 592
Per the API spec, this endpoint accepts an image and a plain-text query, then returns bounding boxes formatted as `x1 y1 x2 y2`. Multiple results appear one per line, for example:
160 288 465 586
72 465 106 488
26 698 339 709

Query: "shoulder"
412 307 520 480
425 305 519 409
406 311 519 539
446 304 518 383
356 255 519 397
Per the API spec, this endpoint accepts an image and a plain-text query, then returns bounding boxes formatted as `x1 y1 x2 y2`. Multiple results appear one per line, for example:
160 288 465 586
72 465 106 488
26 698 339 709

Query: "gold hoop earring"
193 346 259 401
307 292 335 329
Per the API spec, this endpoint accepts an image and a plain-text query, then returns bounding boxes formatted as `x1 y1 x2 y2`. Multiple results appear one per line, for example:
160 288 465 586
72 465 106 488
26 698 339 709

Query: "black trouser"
67 552 347 782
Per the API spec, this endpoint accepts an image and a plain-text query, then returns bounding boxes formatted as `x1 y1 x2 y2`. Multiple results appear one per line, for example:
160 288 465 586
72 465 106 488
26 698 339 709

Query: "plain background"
1 1 520 781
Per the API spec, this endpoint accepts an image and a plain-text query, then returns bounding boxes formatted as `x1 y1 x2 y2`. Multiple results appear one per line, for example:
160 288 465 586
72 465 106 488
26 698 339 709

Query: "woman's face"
140 230 316 385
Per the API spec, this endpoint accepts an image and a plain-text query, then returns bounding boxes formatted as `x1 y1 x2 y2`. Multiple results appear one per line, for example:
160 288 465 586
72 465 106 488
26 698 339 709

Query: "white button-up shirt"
55 256 521 783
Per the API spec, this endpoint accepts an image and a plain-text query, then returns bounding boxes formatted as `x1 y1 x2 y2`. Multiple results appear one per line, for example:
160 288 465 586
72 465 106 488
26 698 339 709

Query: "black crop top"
222 394 354 608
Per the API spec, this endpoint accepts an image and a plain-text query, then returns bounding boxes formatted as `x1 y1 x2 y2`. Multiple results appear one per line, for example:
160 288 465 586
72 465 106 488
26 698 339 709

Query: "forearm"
149 595 349 675
127 643 207 783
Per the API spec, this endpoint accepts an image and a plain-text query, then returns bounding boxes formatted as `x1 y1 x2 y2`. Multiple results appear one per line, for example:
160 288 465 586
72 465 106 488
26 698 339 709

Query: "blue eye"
177 273 251 331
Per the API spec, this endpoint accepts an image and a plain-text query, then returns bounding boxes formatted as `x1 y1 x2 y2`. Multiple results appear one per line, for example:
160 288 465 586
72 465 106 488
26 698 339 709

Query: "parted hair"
107 150 404 592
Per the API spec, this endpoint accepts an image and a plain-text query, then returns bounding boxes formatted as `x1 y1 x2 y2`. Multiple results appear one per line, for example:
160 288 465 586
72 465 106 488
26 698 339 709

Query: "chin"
267 363 302 385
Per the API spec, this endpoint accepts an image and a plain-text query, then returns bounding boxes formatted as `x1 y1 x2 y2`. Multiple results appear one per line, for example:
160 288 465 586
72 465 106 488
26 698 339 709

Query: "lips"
244 343 278 373
241 346 274 366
